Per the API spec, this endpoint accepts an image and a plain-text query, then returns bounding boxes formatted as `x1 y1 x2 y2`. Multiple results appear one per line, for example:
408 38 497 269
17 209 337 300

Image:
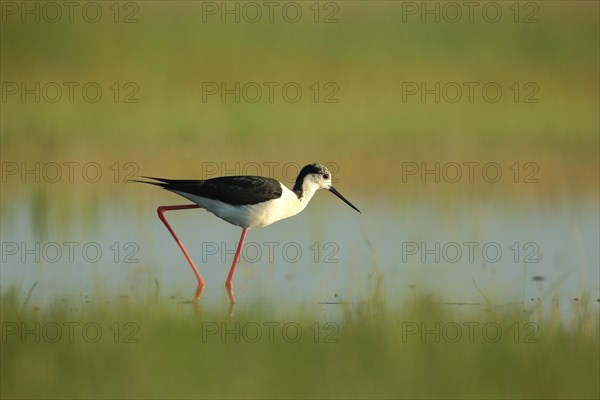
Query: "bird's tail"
127 176 170 188
128 176 205 189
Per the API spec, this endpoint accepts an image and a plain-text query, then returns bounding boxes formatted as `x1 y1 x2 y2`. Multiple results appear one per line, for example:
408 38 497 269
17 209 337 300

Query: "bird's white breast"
173 183 313 228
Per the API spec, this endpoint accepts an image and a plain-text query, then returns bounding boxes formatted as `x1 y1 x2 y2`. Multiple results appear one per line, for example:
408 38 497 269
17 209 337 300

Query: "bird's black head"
294 163 331 189
293 163 361 213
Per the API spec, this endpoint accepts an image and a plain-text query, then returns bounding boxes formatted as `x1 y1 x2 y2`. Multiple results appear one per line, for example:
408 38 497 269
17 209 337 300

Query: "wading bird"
133 163 360 302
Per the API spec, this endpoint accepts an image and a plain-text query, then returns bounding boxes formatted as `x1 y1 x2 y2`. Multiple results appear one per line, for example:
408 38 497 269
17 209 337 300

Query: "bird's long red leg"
157 205 205 299
225 228 248 304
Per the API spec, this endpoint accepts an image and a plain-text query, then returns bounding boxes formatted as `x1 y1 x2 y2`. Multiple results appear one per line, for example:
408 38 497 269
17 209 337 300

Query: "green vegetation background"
2 2 598 194
1 2 598 398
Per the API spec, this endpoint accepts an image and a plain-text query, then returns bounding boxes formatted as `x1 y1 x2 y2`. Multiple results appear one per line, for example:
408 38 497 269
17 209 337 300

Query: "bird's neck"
292 180 319 203
292 178 304 198
275 181 319 223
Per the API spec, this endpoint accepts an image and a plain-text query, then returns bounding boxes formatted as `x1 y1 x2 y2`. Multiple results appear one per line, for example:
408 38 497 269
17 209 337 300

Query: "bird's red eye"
323 173 330 180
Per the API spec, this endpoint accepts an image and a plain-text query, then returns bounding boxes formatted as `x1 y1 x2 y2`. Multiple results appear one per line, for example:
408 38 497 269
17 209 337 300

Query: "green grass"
1 2 598 151
2 2 598 197
1 289 598 399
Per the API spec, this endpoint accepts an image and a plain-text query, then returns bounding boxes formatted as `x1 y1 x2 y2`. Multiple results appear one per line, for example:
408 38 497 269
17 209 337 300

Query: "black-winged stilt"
133 163 360 302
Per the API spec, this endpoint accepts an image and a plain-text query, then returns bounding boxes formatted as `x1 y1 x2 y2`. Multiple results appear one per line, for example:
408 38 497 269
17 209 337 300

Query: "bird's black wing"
138 176 283 206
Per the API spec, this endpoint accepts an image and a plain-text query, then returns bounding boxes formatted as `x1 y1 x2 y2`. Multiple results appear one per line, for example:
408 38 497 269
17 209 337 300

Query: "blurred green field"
2 2 599 399
1 289 598 399
1 2 598 196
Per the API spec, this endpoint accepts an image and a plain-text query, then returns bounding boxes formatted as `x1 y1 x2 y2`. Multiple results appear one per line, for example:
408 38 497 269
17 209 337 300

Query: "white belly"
172 184 311 228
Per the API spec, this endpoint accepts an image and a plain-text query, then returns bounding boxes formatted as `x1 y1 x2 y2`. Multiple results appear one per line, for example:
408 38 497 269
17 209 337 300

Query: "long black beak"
329 187 361 213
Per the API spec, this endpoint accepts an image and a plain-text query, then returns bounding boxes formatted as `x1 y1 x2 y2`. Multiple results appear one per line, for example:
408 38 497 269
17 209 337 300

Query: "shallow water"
1 190 598 322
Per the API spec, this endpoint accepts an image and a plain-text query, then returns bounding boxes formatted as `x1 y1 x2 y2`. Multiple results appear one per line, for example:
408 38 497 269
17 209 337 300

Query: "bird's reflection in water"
190 284 236 320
